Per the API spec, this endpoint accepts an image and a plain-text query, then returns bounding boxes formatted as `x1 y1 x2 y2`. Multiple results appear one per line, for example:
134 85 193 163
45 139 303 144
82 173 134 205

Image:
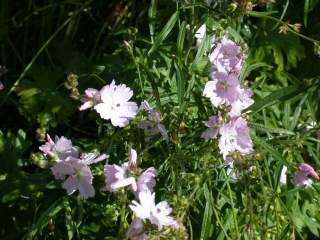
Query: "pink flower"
79 88 101 111
201 115 223 141
218 117 253 158
293 163 319 187
0 81 3 91
39 134 79 160
94 80 138 127
136 167 158 194
214 72 240 103
129 190 177 230
127 218 148 240
209 36 245 74
138 101 169 141
203 72 240 107
51 153 107 199
104 149 158 194
229 87 254 117
104 164 137 192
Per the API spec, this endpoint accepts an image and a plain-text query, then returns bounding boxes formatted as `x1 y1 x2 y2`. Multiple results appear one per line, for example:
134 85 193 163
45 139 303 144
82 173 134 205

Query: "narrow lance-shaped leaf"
191 28 208 69
27 198 64 238
148 0 158 43
148 11 179 55
177 21 186 58
245 85 306 114
174 61 186 112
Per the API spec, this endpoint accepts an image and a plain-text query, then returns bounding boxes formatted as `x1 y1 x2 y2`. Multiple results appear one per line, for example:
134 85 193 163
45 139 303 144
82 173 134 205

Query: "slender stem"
247 11 320 44
221 165 240 239
0 0 93 107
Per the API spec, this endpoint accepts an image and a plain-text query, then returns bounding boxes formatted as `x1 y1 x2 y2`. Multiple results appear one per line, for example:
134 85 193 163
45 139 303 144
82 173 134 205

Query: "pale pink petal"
78 176 95 199
62 176 78 195
51 161 74 180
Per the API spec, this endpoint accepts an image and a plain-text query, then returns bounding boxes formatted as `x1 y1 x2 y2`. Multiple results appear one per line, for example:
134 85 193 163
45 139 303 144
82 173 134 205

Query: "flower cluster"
202 36 254 168
40 135 177 237
104 148 178 239
79 81 168 141
39 80 176 239
39 134 108 199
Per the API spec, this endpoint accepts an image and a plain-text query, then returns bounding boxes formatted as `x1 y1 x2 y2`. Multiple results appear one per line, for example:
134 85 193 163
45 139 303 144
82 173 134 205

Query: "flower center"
216 80 230 92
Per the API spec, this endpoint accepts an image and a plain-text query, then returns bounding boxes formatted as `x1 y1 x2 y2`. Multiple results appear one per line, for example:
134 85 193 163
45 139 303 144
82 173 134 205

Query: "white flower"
94 80 138 127
279 165 287 185
129 190 177 230
195 24 206 47
195 24 215 49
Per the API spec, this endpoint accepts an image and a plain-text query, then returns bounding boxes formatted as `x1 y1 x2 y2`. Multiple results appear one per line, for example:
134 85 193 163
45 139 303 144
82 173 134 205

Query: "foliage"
1 0 320 239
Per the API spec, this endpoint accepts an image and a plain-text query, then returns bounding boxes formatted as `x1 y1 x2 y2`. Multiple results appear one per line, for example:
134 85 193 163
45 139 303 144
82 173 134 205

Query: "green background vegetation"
1 0 320 239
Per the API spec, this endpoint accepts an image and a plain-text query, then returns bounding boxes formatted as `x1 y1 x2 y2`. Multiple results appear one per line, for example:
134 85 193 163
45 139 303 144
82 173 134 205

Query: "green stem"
0 0 93 107
221 164 240 239
247 11 320 44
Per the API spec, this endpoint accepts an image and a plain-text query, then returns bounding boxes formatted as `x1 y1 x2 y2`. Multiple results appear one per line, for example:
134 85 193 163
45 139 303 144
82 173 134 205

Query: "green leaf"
148 11 179 55
143 68 162 111
177 21 186 58
192 29 210 70
249 122 295 135
304 0 310 26
289 94 308 130
201 184 214 240
240 62 272 81
64 199 76 240
253 136 284 162
245 85 305 114
148 0 157 42
27 198 64 238
174 61 186 112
